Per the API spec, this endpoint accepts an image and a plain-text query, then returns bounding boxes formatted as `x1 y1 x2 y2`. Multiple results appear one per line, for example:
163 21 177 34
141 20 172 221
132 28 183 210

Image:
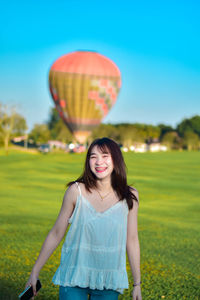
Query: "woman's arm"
126 189 142 299
25 183 78 296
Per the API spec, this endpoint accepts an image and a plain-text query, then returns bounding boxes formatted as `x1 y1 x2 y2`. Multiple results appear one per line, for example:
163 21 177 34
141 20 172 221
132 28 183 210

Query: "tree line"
1 104 200 152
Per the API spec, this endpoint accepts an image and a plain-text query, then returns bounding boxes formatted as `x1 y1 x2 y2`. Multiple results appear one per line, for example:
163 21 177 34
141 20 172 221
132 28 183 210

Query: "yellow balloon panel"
49 71 120 133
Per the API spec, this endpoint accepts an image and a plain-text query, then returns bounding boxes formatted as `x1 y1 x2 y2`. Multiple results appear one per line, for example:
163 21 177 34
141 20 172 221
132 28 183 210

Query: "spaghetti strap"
75 182 82 196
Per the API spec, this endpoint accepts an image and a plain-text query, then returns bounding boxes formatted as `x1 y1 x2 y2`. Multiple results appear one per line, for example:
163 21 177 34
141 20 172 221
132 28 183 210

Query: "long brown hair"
68 137 138 210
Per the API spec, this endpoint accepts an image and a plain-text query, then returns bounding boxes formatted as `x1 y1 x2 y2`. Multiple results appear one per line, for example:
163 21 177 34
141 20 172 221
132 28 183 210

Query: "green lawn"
0 149 199 299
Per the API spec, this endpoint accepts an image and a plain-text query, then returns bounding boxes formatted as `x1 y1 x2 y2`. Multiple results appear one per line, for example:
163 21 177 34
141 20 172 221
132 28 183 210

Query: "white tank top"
52 182 129 294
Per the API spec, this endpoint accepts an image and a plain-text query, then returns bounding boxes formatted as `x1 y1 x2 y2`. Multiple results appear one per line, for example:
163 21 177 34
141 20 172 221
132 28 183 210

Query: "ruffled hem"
52 266 129 295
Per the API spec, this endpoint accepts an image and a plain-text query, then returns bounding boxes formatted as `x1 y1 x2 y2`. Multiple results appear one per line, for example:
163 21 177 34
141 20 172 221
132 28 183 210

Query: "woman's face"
89 145 114 180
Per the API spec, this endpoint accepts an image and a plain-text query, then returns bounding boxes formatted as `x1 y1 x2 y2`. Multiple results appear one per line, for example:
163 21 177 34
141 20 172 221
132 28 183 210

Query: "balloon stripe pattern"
49 51 121 143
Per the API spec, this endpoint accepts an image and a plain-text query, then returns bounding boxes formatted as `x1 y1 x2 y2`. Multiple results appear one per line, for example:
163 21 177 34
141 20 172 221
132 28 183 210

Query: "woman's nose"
95 157 103 164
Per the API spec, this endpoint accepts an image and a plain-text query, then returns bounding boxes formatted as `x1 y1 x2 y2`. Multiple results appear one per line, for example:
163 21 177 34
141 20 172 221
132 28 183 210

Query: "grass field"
0 149 199 299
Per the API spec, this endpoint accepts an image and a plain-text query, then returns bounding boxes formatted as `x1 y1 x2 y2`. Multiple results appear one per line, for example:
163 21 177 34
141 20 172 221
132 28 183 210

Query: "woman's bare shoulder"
64 182 79 205
66 182 79 192
78 182 87 192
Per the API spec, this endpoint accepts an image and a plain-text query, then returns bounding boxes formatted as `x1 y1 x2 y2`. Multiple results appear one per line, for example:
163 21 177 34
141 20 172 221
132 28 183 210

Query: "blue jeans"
59 285 120 300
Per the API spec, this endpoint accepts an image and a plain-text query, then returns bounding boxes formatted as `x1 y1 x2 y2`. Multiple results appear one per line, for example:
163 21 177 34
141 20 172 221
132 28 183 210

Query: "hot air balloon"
49 50 121 143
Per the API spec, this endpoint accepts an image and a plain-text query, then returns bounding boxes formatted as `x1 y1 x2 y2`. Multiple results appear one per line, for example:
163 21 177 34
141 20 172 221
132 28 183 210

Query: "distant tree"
161 131 182 150
0 103 27 154
55 121 73 143
91 124 119 143
190 115 200 136
46 109 200 149
119 123 160 144
177 115 200 137
47 108 73 142
183 131 199 151
91 123 143 146
47 107 60 131
91 123 161 146
158 124 174 140
48 117 73 142
144 124 161 142
116 124 143 146
29 124 51 144
13 115 27 136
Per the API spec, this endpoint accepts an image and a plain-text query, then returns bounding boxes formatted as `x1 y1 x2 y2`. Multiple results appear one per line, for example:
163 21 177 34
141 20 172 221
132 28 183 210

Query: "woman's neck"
96 177 112 192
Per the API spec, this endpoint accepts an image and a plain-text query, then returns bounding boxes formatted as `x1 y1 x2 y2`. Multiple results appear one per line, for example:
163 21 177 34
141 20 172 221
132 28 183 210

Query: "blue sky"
1 0 200 131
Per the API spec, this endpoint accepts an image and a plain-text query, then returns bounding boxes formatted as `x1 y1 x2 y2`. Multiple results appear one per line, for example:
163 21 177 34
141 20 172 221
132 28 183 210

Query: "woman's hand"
25 270 39 298
132 285 142 300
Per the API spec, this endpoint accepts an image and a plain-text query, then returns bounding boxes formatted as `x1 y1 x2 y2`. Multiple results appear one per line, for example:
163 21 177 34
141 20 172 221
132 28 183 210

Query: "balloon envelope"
49 51 121 143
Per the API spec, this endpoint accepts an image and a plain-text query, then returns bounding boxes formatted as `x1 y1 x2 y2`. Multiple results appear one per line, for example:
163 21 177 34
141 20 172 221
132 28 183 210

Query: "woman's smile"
95 167 108 173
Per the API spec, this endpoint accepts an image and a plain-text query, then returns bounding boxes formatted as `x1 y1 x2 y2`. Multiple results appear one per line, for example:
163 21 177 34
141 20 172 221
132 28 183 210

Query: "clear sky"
1 0 200 131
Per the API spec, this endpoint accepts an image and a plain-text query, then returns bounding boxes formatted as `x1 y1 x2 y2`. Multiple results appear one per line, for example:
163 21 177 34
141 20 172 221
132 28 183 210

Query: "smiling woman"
25 137 142 300
89 146 114 179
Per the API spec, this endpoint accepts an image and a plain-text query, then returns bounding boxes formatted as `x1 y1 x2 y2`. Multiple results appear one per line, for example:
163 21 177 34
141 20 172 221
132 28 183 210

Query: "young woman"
25 137 142 300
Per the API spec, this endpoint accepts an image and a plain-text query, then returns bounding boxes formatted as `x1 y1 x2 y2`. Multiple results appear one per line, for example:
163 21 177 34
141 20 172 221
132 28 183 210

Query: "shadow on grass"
0 278 20 300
